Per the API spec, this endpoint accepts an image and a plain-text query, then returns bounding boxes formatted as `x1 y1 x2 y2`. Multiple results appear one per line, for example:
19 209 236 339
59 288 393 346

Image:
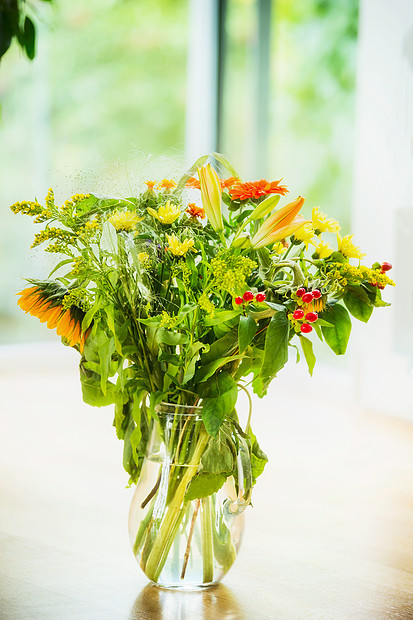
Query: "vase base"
150 580 219 591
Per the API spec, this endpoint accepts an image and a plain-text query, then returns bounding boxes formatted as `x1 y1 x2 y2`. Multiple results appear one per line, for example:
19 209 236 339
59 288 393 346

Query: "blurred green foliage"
0 0 358 343
222 0 358 230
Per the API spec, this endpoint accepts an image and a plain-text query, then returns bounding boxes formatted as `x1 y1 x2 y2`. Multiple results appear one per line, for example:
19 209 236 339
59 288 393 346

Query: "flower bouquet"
11 153 394 588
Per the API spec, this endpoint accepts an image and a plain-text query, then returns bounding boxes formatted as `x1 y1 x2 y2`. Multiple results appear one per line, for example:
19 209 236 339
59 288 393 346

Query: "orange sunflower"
186 203 205 219
229 179 289 201
17 281 90 351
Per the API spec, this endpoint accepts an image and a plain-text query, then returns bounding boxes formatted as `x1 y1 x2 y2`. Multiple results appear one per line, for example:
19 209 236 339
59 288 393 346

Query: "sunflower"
17 281 90 351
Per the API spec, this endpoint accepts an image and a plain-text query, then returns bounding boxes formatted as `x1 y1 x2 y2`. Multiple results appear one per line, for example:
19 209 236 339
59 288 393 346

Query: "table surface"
1 361 413 620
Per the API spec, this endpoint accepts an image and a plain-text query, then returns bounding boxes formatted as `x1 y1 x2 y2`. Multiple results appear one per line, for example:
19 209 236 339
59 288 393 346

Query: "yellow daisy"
337 233 366 259
108 210 143 232
147 201 181 225
312 238 334 259
293 222 316 249
312 207 341 234
166 234 195 256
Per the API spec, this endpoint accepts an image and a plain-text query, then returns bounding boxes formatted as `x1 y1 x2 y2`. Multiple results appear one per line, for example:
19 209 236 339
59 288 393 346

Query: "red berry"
302 292 314 304
301 323 313 334
296 288 306 298
293 309 304 320
255 293 266 303
243 291 255 302
378 284 385 290
312 289 321 299
305 312 318 323
371 283 377 287
381 262 392 272
235 296 243 305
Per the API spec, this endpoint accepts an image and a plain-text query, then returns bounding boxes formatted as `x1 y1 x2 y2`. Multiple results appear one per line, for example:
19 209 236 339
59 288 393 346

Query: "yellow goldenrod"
337 233 366 259
147 201 181 225
166 233 195 256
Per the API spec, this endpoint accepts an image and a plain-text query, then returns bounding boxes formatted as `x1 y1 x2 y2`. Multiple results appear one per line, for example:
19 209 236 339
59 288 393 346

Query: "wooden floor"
1 357 413 619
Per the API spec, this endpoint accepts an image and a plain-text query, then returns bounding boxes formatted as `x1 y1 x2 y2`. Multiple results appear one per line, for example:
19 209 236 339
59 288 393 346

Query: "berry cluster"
373 262 392 289
235 291 266 305
292 288 322 333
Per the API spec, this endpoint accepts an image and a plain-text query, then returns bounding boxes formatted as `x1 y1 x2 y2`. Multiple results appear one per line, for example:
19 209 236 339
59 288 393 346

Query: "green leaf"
185 472 227 501
320 304 352 355
48 258 73 278
300 335 316 376
81 298 103 331
156 329 189 346
204 310 240 326
344 285 373 323
248 429 268 483
23 17 35 60
182 341 206 385
200 425 236 474
238 315 257 353
264 300 287 313
79 361 117 407
200 372 238 436
211 151 240 178
200 327 238 365
260 311 289 380
195 354 242 383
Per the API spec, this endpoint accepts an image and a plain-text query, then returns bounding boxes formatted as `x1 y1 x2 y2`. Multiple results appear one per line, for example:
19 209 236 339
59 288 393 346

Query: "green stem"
144 428 210 582
133 501 155 555
201 496 214 583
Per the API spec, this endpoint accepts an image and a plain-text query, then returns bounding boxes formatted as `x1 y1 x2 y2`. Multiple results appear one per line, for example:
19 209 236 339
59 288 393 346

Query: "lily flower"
250 196 307 249
198 164 223 232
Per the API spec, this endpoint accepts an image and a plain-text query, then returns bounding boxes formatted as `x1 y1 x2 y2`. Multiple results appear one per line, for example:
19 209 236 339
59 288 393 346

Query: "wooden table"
1 362 413 619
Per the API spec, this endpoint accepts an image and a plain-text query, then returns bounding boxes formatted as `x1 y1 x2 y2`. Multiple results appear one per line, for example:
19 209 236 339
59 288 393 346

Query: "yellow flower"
145 180 157 191
312 207 341 233
166 233 195 256
138 252 151 269
312 238 334 258
108 210 143 232
157 179 177 191
198 164 223 232
337 233 366 259
272 241 287 254
293 222 316 249
147 201 181 224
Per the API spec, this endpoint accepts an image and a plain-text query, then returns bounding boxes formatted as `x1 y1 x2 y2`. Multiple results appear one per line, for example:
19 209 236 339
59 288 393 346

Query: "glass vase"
128 402 252 589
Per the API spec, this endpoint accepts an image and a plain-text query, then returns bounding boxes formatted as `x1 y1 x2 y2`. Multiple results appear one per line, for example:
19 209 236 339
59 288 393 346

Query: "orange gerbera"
144 180 157 190
186 203 205 219
17 281 90 351
229 179 289 201
186 176 237 190
157 179 176 191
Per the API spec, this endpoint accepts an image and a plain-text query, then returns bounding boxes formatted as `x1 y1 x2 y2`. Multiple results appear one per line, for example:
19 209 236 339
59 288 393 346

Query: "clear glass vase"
128 402 252 589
